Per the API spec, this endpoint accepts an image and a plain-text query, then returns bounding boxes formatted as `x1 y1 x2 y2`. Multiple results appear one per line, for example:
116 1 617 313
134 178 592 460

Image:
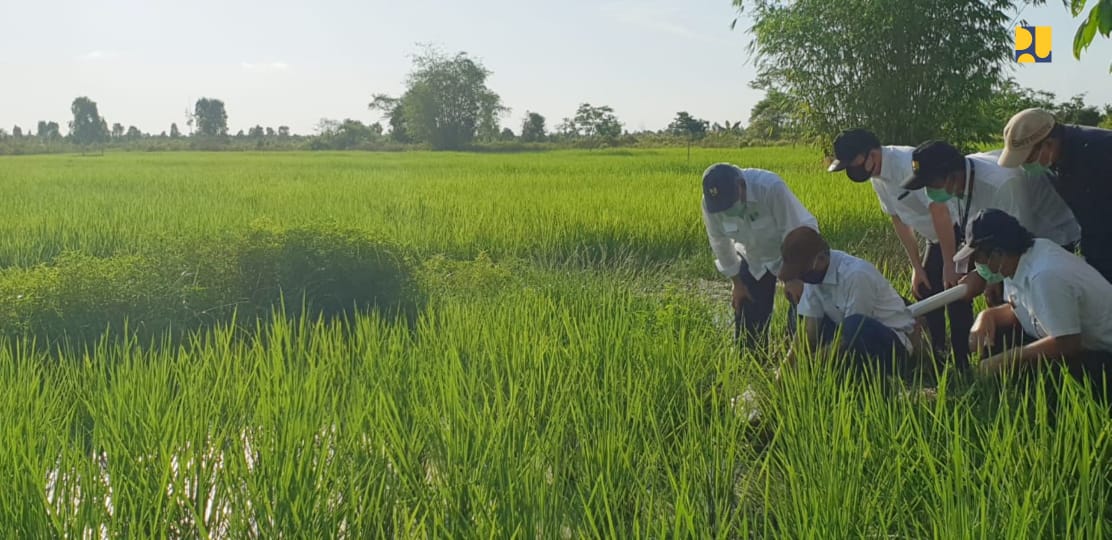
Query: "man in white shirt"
828 128 972 369
899 140 1081 306
701 163 819 346
777 227 918 376
957 209 1112 391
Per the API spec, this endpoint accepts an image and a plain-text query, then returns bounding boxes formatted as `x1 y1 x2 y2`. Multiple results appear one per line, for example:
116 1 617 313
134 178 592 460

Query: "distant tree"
370 45 507 149
747 89 801 140
11 125 22 137
556 117 578 137
126 126 141 140
248 125 264 138
0 129 7 139
266 127 275 137
170 123 181 138
500 127 515 141
571 103 622 141
236 129 245 137
193 98 228 136
69 96 108 146
1054 94 1104 126
667 111 709 140
368 122 384 137
159 131 167 137
111 123 124 139
278 126 290 138
520 112 547 142
37 121 61 140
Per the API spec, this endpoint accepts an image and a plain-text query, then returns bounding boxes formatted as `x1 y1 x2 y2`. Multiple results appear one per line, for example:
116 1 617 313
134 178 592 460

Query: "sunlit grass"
0 147 1107 536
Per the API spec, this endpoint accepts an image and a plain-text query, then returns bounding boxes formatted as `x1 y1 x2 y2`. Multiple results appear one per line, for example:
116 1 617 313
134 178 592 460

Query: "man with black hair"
829 128 971 368
958 209 1112 385
997 108 1112 283
777 227 918 375
899 140 1081 306
701 163 819 346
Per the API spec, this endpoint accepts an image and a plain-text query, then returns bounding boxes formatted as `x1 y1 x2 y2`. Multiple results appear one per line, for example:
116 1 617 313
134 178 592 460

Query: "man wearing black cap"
701 163 819 345
899 140 1081 305
957 209 1112 388
997 108 1112 283
829 128 971 368
777 227 919 375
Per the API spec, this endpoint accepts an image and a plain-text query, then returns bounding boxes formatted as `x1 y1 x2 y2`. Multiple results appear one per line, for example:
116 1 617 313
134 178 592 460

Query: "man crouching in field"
778 227 918 376
701 163 819 347
960 209 1112 395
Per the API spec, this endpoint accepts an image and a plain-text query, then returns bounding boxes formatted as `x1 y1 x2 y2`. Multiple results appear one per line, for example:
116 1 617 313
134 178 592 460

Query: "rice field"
1 147 1110 537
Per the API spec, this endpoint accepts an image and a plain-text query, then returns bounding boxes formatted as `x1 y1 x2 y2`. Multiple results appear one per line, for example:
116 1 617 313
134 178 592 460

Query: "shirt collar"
821 250 842 285
1011 240 1042 285
877 146 899 184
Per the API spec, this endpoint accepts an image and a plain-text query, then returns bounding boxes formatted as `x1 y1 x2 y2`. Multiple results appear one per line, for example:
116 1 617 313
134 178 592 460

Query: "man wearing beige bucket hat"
998 108 1112 282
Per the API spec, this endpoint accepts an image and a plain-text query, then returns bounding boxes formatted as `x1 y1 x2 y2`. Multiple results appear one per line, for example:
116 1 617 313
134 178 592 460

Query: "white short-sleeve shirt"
702 167 820 280
1004 239 1112 353
963 153 1080 247
871 146 958 242
797 250 917 351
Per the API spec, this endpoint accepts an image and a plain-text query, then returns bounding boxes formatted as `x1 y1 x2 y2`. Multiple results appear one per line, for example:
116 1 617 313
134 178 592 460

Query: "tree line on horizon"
3 0 1112 157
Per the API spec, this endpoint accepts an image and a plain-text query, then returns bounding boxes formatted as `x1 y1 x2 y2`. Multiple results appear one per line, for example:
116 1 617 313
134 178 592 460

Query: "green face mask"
722 201 747 218
926 187 953 203
975 262 1005 284
1022 162 1051 177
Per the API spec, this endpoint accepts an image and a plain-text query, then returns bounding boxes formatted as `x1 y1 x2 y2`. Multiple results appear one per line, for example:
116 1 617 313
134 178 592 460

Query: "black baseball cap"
952 208 1030 262
827 128 880 172
900 140 965 190
702 163 743 213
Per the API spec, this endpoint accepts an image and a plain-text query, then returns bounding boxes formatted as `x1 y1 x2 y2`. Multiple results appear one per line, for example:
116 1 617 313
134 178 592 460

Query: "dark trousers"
985 326 1112 403
919 226 974 370
816 314 909 377
735 258 797 347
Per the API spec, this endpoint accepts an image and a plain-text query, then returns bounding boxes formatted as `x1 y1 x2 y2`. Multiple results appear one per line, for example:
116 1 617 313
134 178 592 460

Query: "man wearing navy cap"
701 163 819 345
899 140 1081 306
829 128 971 368
958 209 1112 390
997 108 1112 283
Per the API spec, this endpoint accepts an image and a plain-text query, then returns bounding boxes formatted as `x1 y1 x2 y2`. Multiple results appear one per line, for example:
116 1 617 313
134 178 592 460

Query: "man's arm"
929 201 960 288
890 215 929 296
981 334 1083 375
703 209 744 278
786 316 822 367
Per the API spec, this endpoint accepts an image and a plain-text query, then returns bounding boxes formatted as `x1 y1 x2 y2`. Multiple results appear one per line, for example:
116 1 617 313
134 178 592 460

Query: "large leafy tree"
667 111 709 140
69 96 108 146
193 98 228 137
732 0 1014 147
520 112 547 142
370 46 507 150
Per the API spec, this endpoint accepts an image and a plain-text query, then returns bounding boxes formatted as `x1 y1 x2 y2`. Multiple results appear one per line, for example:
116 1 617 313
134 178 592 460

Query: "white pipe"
907 284 970 318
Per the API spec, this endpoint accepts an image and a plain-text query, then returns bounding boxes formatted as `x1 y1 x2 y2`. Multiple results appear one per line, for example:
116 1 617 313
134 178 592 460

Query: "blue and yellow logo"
1015 26 1051 63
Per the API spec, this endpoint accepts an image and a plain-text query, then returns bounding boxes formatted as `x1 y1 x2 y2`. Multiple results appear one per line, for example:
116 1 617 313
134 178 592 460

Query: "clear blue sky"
1 0 1109 136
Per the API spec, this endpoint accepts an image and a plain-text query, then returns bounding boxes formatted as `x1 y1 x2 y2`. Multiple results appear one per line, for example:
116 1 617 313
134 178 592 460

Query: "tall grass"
1 147 1106 536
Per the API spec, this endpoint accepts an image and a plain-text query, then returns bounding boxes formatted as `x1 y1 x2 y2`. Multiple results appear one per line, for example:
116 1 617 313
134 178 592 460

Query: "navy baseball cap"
901 140 965 190
702 163 743 213
952 208 1030 262
828 128 880 172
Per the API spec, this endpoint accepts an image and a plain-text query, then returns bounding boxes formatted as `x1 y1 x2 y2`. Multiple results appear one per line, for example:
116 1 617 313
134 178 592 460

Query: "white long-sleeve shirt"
701 167 819 280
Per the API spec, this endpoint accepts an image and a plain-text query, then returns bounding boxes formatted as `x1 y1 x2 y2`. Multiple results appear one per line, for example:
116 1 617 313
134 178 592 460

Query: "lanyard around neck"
958 158 976 237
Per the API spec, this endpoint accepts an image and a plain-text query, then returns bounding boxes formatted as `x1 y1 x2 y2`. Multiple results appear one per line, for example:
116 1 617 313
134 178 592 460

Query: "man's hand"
976 353 1006 378
943 264 962 289
731 281 751 313
911 267 932 300
985 282 1005 307
969 311 997 354
783 279 803 305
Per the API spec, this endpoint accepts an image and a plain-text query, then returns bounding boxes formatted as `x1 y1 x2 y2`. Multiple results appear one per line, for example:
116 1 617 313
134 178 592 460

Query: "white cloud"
599 1 724 44
241 61 291 72
79 50 119 61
